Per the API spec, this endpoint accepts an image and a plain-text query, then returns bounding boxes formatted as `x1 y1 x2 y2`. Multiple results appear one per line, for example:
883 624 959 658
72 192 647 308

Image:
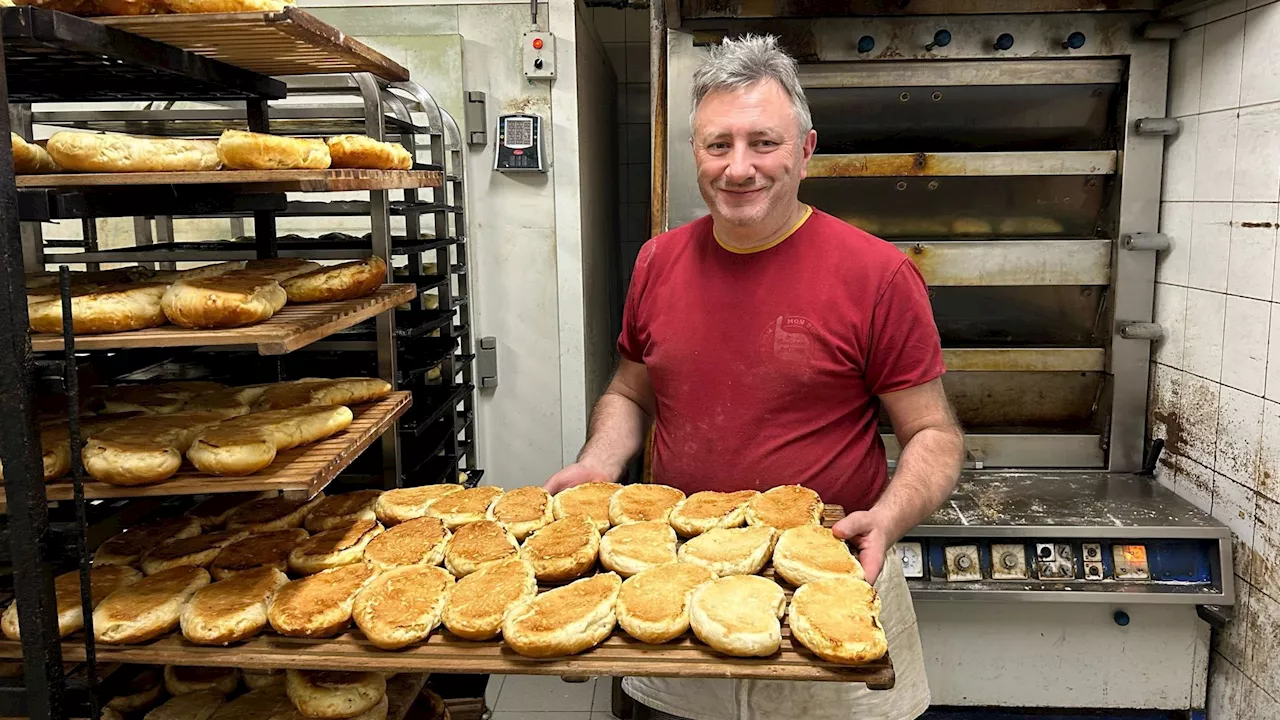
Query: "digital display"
504 117 534 149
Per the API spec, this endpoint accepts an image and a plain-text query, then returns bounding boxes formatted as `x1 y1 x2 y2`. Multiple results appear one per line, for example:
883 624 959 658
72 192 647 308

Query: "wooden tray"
29 284 416 355
0 392 411 509
17 169 442 193
95 8 409 82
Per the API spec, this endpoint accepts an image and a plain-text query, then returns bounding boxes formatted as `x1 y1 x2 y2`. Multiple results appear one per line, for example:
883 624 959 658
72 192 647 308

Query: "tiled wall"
588 6 652 291
1150 1 1280 716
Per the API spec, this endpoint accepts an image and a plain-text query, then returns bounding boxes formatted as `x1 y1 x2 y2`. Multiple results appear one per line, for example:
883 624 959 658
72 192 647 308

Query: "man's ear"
799 129 817 179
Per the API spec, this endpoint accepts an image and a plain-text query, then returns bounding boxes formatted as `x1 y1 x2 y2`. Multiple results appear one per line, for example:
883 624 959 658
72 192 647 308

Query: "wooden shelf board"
94 8 409 82
17 169 442 192
1 392 411 509
29 284 417 355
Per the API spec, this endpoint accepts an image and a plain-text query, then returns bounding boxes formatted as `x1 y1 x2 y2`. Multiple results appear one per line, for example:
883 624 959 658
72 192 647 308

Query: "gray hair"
690 34 812 136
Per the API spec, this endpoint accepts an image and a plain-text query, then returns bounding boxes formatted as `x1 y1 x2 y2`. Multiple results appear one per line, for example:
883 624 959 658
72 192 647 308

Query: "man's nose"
723 144 755 185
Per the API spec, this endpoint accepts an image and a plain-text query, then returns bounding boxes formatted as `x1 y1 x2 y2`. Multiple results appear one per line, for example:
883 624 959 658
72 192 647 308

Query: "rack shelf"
95 8 409 82
46 236 463 264
31 107 428 139
1 392 411 510
18 169 442 193
29 284 417 355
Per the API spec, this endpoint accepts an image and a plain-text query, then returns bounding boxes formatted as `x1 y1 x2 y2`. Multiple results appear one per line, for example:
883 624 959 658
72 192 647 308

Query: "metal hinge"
465 91 488 146
1118 322 1164 341
1135 118 1181 136
478 336 499 388
1122 232 1172 251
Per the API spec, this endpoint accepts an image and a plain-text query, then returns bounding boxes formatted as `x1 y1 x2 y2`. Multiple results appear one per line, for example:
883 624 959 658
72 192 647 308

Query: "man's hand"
832 509 893 585
544 462 612 494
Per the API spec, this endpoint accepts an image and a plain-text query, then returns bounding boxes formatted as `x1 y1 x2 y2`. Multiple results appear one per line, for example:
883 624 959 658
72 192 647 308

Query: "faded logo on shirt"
759 315 821 367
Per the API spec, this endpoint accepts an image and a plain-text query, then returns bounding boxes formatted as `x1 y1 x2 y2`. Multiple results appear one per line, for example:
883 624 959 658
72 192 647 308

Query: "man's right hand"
544 462 613 494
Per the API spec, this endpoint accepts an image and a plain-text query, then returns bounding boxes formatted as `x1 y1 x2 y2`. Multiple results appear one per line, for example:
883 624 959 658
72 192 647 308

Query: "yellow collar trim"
714 205 813 255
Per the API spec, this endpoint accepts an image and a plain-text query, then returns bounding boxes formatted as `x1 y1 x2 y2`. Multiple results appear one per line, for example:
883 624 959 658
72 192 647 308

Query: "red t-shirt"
618 207 945 513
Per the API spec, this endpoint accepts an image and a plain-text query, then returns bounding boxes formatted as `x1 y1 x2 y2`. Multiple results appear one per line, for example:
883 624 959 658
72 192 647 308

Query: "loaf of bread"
352 565 453 649
287 519 383 576
745 485 824 530
487 485 553 541
440 557 536 641
28 282 170 335
787 576 888 665
226 493 325 534
429 486 504 530
772 525 864 586
267 563 377 638
519 515 599 583
609 483 685 525
616 562 714 644
93 566 211 644
689 574 786 657
363 516 450 572
160 275 287 330
217 130 330 171
551 482 620 532
444 520 518 578
599 521 677 578
97 380 227 415
187 405 354 476
185 493 259 531
140 530 248 575
82 410 239 486
241 257 321 281
285 670 385 720
180 566 289 645
210 528 309 580
375 484 463 525
503 572 622 658
677 525 776 577
164 0 294 11
281 257 387 304
305 490 382 532
326 135 413 170
11 134 58 174
163 666 241 696
46 132 220 173
94 516 202 566
1 565 142 640
254 378 391 412
669 490 758 537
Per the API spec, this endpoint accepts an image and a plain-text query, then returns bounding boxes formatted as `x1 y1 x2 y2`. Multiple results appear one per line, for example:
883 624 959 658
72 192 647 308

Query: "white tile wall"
1155 4 1280 711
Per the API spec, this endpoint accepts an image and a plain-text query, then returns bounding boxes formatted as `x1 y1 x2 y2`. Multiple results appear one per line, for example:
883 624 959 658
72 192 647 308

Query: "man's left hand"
832 509 892 585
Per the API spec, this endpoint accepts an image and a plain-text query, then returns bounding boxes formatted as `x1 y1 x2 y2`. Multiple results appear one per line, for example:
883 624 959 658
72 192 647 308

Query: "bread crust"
140 530 249 575
288 519 383 575
441 557 536 641
502 572 622 658
428 486 504 530
352 565 454 649
163 665 241 696
241 668 283 690
164 0 294 10
608 484 685 525
550 482 621 532
616 563 713 644
599 521 677 578
267 563 376 638
241 258 321 281
180 566 289 645
94 516 203 566
676 525 777 577
28 282 169 335
445 520 518 577
160 275 287 330
669 490 758 537
254 378 392 412
187 406 354 476
185 493 260 531
46 132 220 172
375 484 462 526
226 493 325 534
217 130 330 170
304 490 383 532
689 575 786 657
787 576 888 665
326 135 413 170
143 689 227 720
772 525 864 587
210 528 309 580
83 410 239 486
285 670 385 720
12 133 58 174
486 486 553 541
745 485 824 530
363 516 450 572
2 565 142 640
519 515 600 583
93 566 211 644
282 257 387 304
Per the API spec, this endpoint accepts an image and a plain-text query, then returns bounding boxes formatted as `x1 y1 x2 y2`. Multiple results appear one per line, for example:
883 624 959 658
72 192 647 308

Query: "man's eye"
709 143 730 150
755 140 778 148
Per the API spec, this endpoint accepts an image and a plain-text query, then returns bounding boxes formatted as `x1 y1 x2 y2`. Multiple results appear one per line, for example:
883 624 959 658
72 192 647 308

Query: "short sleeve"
617 242 655 363
864 259 946 395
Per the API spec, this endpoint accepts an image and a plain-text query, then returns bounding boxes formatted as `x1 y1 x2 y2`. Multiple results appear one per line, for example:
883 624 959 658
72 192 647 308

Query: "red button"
513 149 524 155
532 38 544 50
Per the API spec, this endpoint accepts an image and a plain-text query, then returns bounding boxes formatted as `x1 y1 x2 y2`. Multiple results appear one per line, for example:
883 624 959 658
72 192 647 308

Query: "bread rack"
0 7 476 718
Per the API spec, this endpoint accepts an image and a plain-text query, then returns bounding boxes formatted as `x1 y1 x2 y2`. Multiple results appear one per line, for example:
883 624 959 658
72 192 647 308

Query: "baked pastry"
745 485 824 530
281 257 387 304
183 385 269 415
444 520 518 577
94 516 202 566
164 0 295 11
304 490 383 532
160 275 287 329
551 482 620 532
0 425 74 484
599 521 677 577
676 525 776 577
241 257 321 281
669 490 758 537
106 667 164 712
616 562 714 644
217 130 331 171
772 525 864 586
46 132 220 172
163 666 241 696
363 516 450 572
180 566 289 645
241 669 283 690
253 378 392 412
440 557 536 640
502 572 622 658
28 282 169 335
787 576 888 665
93 565 211 644
226 493 325 534
267 562 377 638
428 486 504 530
352 565 454 649
286 670 385 720
210 528 309 580
11 133 58 174
519 515 600 583
1 565 142 640
487 485 554 540
326 135 413 170
140 530 248 575
288 519 383 575
11 0 95 13
374 484 463 525
83 411 236 486
689 574 786 657
185 493 259 531
608 484 685 525
208 685 296 720
344 695 387 720
96 380 226 415
94 0 167 14
143 689 227 720
187 405 354 476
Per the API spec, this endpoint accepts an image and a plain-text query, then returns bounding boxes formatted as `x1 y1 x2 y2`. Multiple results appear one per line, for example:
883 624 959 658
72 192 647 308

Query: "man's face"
691 79 817 229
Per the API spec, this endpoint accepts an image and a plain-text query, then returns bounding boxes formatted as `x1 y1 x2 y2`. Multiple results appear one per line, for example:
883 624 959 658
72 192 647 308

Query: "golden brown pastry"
11 134 58 174
599 521 677 577
217 130 330 171
375 484 463 525
326 135 413 170
226 493 325 534
281 257 387 304
210 528 309 580
93 566 211 644
28 282 169 335
140 530 249 575
160 274 287 330
253 378 391 412
519 514 600 583
787 576 887 664
267 563 377 638
440 557 536 641
669 490 758 537
186 406 354 476
608 483 685 525
551 482 621 532
287 519 383 575
46 132 220 172
1 565 142 639
503 572 622 658
352 565 454 649
305 490 383 532
486 485 554 541
428 486 504 530
185 492 260 531
444 520 518 578
363 516 450 572
180 566 289 645
745 485 824 530
94 516 203 566
285 670 385 720
772 525 864 586
616 562 714 644
240 257 321 281
676 525 776 577
82 411 238 486
689 574 786 657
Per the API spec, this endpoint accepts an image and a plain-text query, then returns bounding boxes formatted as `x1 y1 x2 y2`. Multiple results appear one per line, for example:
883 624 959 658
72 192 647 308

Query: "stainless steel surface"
894 239 1110 286
884 433 1105 468
909 584 1226 603
798 58 1124 88
940 371 1104 431
942 348 1105 373
808 151 1116 178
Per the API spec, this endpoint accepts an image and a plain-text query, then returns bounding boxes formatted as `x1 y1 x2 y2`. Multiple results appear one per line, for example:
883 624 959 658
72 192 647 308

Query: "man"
545 34 963 720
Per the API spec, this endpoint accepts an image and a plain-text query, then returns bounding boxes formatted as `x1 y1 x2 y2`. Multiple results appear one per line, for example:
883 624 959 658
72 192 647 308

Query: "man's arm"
834 378 963 583
544 358 655 492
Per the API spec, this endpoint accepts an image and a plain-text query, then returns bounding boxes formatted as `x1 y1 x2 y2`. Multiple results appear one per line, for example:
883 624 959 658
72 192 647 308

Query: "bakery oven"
662 5 1230 715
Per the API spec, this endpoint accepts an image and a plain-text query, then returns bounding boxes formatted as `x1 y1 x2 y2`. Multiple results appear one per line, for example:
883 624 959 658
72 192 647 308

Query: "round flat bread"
304 490 383 532
353 565 454 649
676 525 777 577
503 572 622 658
487 486 554 541
444 520 518 578
210 528 309 580
608 484 685 525
226 494 325 534
669 490 759 537
599 521 677 578
519 515 600 583
375 484 464 526
689 575 786 657
550 482 621 532
745 485 824 530
363 516 450 572
428 486 504 530
616 563 714 644
441 557 536 640
788 576 888 665
772 525 864 586
288 519 383 576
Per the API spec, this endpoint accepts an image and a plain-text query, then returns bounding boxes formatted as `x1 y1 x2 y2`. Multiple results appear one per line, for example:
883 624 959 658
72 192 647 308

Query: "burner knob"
1063 31 1087 50
857 35 876 54
1001 553 1018 570
1038 546 1053 559
956 554 972 570
994 33 1015 51
925 29 952 52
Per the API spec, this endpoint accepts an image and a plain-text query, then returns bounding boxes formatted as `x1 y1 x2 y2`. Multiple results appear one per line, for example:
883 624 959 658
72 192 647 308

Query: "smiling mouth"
720 186 765 195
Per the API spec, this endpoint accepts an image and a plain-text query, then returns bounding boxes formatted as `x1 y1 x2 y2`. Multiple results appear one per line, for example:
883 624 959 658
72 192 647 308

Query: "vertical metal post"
442 110 476 470
0 51 69 720
649 0 669 238
80 218 100 272
153 216 177 271
131 216 155 270
246 99 277 260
